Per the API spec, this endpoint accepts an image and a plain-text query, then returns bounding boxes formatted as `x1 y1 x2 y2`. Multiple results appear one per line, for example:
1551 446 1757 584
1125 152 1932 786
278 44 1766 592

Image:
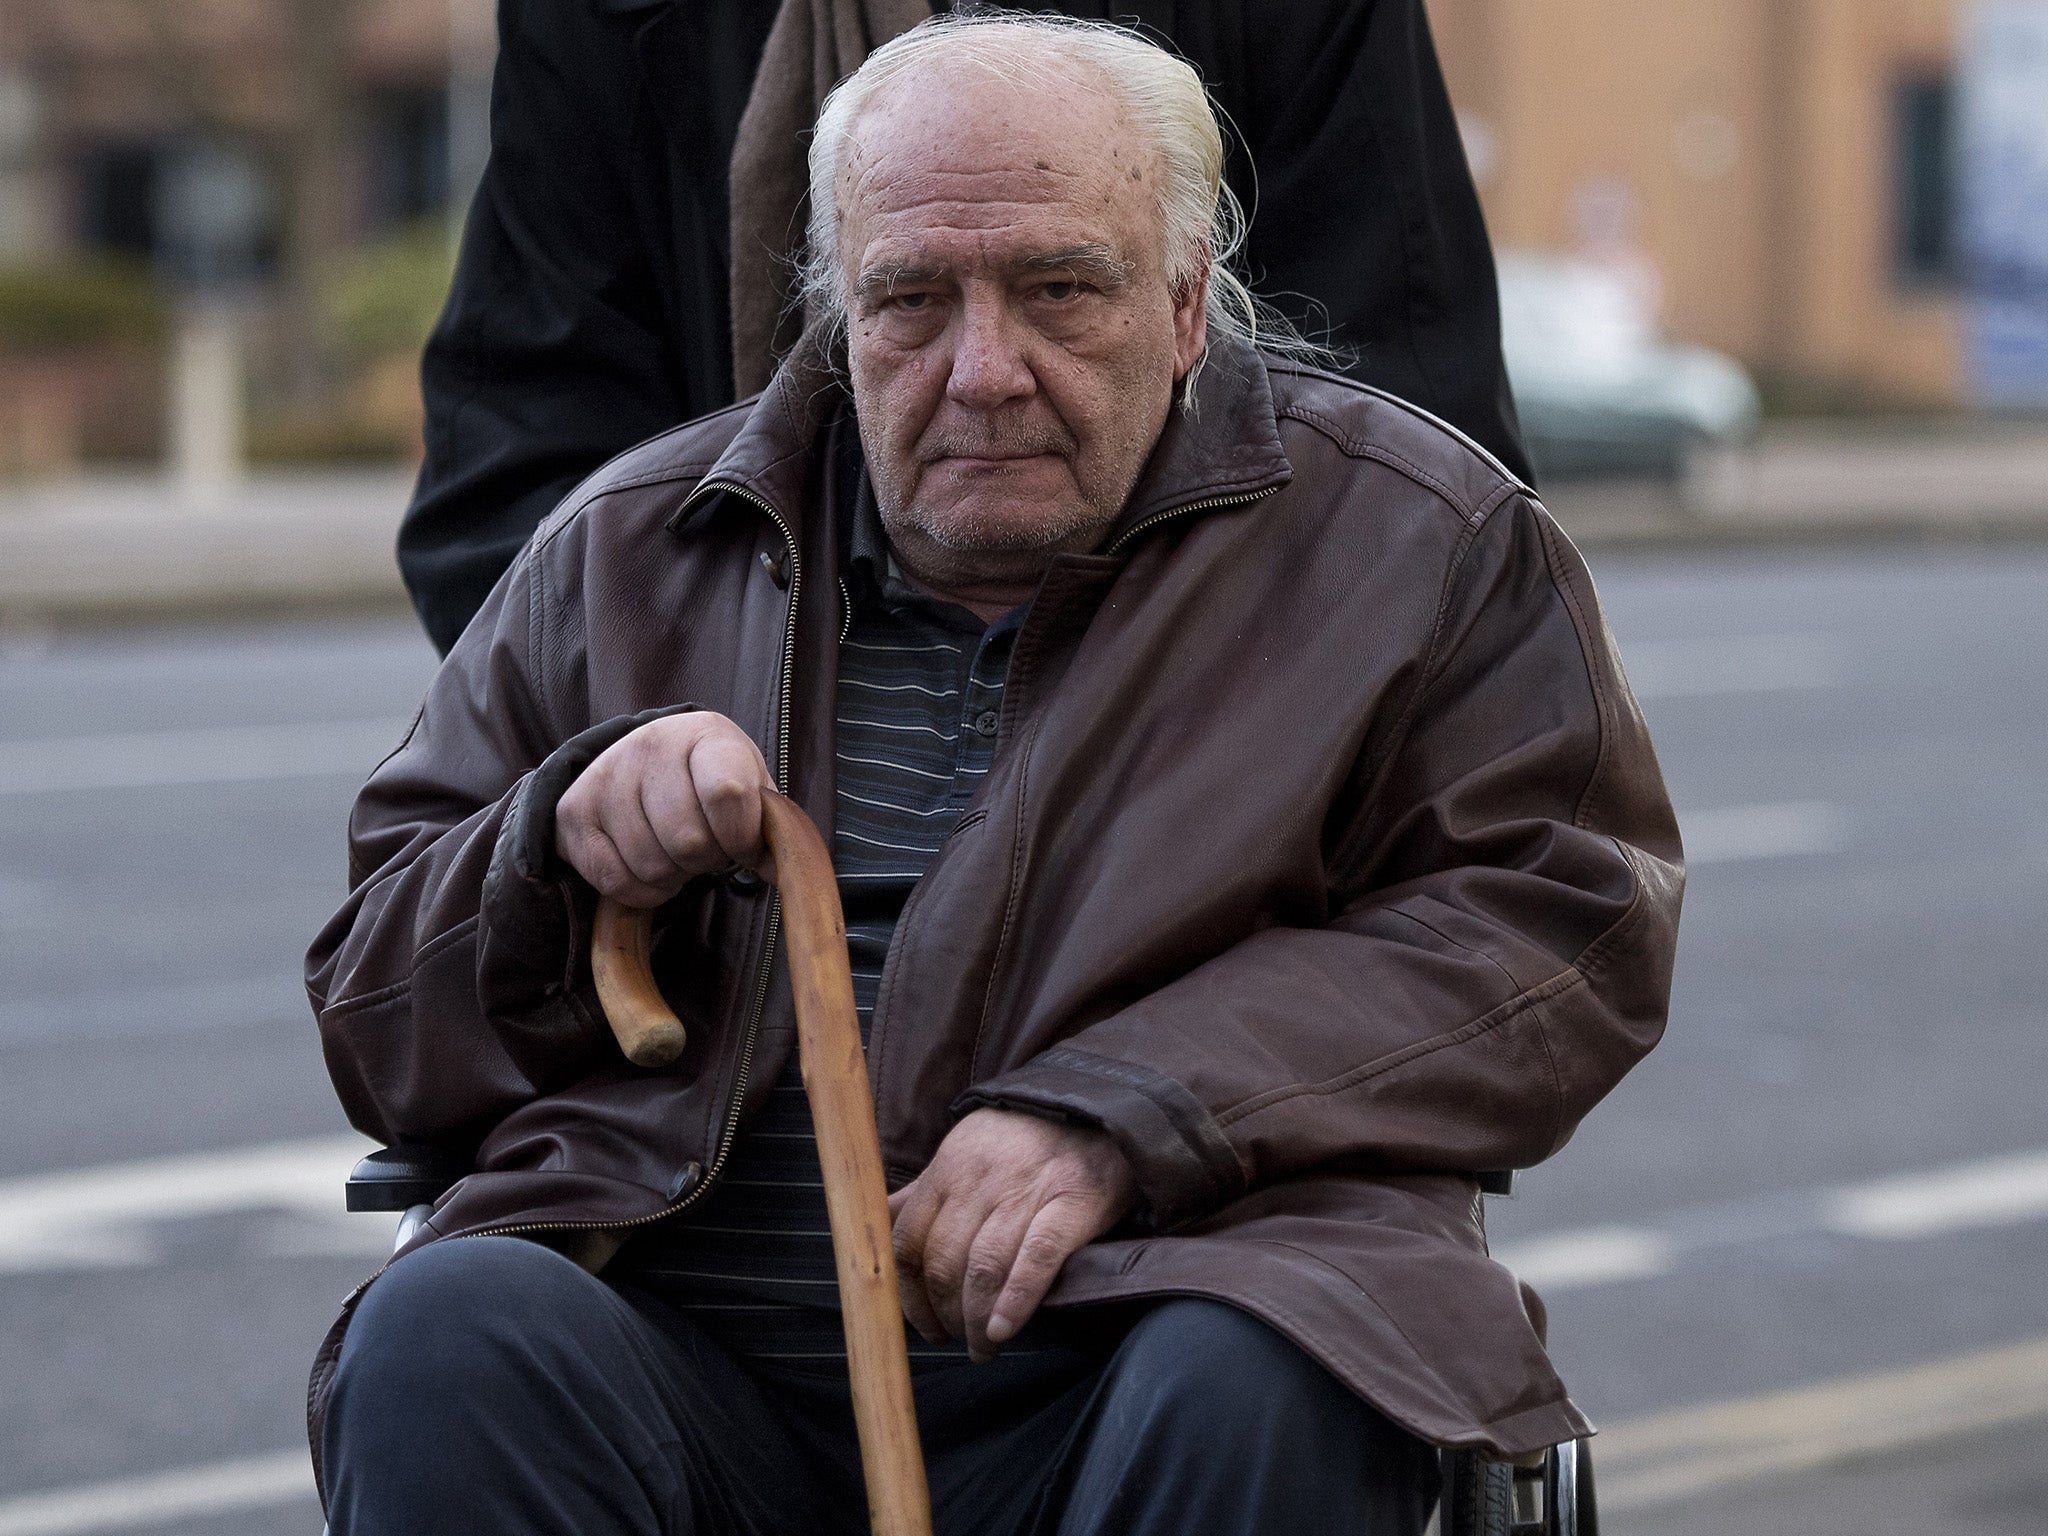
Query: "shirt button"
973 710 1000 737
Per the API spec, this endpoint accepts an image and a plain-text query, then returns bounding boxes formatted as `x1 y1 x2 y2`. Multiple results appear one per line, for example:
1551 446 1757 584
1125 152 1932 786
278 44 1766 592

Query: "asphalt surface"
1 542 2044 1532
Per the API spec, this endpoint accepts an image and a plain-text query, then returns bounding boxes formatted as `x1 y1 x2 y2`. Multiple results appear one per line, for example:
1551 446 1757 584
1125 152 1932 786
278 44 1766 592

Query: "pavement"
3 422 2048 621
0 469 417 624
1560 422 2048 548
0 545 2044 1533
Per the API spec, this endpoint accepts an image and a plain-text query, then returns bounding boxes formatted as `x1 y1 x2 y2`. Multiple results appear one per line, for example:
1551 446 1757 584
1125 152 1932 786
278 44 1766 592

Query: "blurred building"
1427 0 2048 411
0 0 455 269
0 0 492 473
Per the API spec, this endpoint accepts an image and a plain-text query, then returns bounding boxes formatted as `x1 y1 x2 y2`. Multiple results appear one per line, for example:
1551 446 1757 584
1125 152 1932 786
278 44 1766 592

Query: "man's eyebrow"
1020 245 1133 284
854 262 944 301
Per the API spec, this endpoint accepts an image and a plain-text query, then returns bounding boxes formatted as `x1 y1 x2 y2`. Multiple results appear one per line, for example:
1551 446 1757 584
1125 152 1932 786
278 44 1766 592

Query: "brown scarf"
728 0 935 397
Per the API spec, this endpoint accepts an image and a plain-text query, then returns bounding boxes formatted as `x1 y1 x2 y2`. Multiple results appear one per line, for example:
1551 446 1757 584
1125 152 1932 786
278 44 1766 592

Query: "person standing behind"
399 0 1530 654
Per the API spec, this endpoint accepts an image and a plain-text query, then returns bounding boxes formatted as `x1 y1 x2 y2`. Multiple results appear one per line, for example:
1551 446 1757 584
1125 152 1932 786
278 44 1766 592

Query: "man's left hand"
889 1108 1137 1363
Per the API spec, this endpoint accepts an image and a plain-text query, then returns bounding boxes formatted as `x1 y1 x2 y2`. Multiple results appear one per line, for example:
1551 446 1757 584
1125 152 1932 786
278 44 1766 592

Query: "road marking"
0 1135 377 1273
0 719 409 796
1485 1226 1676 1290
1823 1147 2048 1240
1597 1334 2048 1510
0 1451 313 1536
7 1133 2045 1281
1493 1143 2048 1293
9 1338 2045 1530
1624 633 1845 700
1680 800 1850 864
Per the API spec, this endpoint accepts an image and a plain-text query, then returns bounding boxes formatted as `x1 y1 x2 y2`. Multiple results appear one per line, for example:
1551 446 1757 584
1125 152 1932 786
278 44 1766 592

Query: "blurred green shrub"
325 219 455 363
241 222 453 465
0 259 167 353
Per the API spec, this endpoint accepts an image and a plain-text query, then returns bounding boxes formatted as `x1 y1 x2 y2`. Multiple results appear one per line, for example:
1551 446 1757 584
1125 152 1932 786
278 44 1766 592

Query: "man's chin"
899 480 1108 555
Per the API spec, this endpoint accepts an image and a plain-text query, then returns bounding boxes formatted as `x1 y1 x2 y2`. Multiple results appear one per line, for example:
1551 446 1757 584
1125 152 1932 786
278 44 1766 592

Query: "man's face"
835 63 1209 590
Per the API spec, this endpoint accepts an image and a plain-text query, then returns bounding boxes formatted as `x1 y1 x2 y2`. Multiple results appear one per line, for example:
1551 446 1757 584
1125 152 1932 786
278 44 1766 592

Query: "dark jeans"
323 1236 1439 1535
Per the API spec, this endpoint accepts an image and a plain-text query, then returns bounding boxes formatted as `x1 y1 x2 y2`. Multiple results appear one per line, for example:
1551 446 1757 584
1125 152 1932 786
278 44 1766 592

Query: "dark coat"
398 0 1532 653
310 337 1680 1467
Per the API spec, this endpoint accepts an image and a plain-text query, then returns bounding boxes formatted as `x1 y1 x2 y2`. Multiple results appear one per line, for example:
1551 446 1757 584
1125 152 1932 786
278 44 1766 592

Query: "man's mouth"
919 426 1074 467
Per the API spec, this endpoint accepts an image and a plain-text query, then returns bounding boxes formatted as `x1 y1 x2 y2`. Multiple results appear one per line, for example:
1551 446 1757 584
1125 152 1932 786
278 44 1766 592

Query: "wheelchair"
345 1147 1597 1536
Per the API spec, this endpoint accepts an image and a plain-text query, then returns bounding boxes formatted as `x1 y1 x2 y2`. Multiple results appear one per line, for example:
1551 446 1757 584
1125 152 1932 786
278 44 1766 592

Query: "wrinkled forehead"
834 58 1165 266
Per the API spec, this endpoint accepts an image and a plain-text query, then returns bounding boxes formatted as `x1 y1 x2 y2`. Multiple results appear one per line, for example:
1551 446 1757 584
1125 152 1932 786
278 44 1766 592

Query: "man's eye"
886 292 931 311
1039 281 1080 302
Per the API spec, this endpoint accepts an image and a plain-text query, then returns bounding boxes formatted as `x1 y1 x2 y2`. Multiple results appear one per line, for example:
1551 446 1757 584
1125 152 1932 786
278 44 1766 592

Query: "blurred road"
0 544 2044 1533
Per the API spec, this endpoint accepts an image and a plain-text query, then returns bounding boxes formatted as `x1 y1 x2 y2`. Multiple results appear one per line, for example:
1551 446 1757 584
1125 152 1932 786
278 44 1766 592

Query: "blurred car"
1496 250 1761 480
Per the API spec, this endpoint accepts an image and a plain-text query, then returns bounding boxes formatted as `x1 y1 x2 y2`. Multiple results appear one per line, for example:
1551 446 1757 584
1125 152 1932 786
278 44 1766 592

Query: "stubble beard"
868 421 1135 586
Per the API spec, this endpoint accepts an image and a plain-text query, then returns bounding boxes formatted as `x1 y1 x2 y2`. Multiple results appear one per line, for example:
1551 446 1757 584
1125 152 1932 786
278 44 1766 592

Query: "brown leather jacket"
307 334 1682 1460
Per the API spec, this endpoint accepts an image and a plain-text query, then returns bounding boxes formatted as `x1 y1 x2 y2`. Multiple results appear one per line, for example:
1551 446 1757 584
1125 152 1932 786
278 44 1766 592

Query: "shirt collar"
828 422 997 635
831 415 893 596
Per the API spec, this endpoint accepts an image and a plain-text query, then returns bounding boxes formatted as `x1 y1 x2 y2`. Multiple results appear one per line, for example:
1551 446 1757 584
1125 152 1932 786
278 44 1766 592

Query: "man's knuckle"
1019 1232 1068 1268
582 848 625 892
698 769 751 806
964 1257 1008 1292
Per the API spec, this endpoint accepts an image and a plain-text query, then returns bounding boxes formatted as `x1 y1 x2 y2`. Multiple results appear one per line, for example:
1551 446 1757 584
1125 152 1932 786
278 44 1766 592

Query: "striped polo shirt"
617 449 1029 1371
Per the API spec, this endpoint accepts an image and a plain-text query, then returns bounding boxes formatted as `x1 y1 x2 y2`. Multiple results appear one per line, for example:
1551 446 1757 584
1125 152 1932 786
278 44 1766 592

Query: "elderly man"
309 15 1681 1536
398 0 1533 654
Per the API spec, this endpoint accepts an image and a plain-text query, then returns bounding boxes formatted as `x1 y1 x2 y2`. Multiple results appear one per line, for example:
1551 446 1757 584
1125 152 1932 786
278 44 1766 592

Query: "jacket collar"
1107 331 1293 547
671 328 1295 548
668 331 846 538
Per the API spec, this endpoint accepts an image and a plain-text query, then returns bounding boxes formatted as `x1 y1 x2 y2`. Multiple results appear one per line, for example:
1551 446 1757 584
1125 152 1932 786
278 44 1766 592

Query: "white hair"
797 8 1318 399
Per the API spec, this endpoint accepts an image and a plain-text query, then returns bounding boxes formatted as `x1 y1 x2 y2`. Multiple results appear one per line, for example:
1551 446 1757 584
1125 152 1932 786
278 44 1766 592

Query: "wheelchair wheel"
1436 1439 1599 1536
1437 1449 1512 1536
1554 1439 1597 1536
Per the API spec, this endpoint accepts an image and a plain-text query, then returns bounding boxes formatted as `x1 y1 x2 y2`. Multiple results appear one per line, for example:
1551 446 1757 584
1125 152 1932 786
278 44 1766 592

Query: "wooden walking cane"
590 792 936 1536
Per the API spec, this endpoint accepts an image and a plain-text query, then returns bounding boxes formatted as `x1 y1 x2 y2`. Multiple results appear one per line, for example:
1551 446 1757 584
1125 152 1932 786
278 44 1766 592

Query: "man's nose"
944 295 1036 409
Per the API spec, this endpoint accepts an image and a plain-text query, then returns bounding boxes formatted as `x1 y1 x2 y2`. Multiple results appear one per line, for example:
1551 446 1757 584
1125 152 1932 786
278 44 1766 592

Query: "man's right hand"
554 713 774 908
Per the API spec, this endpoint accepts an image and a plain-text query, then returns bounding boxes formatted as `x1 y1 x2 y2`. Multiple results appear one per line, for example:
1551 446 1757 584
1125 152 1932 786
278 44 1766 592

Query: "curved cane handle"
590 794 933 1536
591 899 690 1067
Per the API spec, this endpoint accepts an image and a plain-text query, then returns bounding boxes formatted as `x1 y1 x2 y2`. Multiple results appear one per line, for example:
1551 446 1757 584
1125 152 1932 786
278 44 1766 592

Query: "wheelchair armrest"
345 1145 471 1212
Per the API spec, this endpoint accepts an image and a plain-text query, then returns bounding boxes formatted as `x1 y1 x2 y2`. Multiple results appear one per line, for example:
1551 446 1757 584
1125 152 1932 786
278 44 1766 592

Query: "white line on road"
1823 1147 2048 1240
1493 1144 2048 1293
0 719 410 796
11 1337 2047 1532
0 1135 378 1273
0 1451 313 1536
1624 633 1845 700
1680 800 1851 864
1597 1333 2048 1511
1484 1226 1676 1290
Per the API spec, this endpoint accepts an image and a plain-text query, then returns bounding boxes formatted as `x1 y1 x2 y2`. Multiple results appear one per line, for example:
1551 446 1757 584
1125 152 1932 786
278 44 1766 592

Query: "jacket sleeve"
397 0 698 656
958 497 1682 1228
1224 0 1533 483
305 534 691 1148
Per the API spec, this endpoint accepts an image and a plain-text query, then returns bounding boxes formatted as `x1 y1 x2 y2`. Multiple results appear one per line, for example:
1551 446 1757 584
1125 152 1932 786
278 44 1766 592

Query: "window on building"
364 85 450 231
1893 74 1957 287
77 140 163 256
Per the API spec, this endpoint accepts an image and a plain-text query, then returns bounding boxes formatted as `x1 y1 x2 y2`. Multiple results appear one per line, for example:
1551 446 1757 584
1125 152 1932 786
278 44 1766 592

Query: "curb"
4 471 2048 628
0 471 413 629
1556 507 2048 553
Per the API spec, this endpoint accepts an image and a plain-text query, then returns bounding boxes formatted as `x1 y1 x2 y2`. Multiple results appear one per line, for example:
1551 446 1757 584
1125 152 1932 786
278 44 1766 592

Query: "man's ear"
1171 259 1210 381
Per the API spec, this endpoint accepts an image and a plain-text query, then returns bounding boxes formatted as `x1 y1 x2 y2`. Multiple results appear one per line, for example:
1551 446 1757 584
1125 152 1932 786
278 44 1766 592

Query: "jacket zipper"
1105 485 1276 557
872 481 1280 1090
437 480 803 1251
